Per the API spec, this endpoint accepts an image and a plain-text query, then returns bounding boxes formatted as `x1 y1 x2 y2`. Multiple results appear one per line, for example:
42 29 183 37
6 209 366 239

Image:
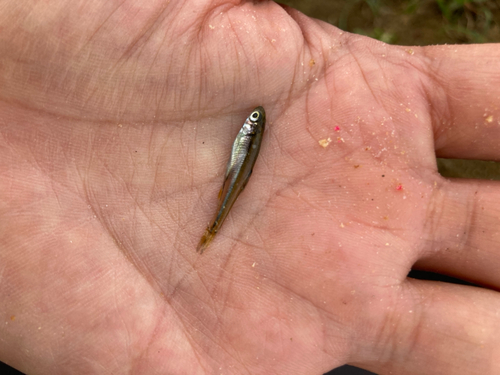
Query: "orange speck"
10 315 15 321
309 59 315 67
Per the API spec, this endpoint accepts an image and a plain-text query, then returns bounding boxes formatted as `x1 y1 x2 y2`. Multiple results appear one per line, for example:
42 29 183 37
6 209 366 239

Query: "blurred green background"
280 0 500 185
281 0 500 44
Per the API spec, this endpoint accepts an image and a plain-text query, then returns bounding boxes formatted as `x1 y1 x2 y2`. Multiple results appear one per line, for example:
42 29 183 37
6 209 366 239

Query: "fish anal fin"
197 227 215 254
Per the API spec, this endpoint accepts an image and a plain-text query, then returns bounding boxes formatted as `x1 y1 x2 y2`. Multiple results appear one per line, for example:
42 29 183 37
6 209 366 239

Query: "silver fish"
197 106 266 253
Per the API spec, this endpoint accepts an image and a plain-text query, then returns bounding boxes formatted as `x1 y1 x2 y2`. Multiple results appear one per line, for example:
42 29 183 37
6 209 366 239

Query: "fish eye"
250 111 260 121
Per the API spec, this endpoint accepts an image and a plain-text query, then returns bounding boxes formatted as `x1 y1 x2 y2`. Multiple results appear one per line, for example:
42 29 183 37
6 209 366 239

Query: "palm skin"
1 1 500 374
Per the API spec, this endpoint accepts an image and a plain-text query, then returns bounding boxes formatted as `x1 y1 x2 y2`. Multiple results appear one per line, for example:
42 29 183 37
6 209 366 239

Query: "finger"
422 44 500 161
415 177 500 290
353 279 500 374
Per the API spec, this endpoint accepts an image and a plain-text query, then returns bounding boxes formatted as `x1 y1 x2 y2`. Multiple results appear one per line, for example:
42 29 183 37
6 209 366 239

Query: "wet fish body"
197 106 266 253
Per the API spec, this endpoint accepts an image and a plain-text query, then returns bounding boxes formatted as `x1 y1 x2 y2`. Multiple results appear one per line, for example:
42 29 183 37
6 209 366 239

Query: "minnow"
197 106 266 253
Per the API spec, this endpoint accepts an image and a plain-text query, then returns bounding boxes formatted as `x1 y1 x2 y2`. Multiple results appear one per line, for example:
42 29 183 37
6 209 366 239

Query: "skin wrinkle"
170 209 190 256
183 270 218 314
167 287 238 371
80 0 128 52
283 7 307 51
296 183 336 218
83 47 142 117
80 164 172 303
164 252 197 301
107 7 191 120
118 58 142 124
267 273 350 347
268 128 296 169
397 285 427 363
198 45 208 112
112 276 133 370
187 45 203 113
152 301 199 373
196 4 225 111
49 29 80 104
225 15 245 104
440 185 471 254
303 84 315 143
400 281 487 372
261 134 278 198
263 14 303 109
225 204 261 250
212 248 238 309
167 198 194 254
164 245 180 301
360 294 401 361
117 3 170 64
81 84 102 115
423 182 453 257
285 7 332 87
420 56 455 152
153 65 168 122
211 264 236 342
387 306 419 365
349 48 385 115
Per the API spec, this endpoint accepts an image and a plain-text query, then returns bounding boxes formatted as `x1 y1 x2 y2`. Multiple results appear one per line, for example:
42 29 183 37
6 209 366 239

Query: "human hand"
1 1 499 374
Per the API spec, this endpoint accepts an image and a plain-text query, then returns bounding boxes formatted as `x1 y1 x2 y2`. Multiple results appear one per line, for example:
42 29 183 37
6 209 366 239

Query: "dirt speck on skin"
318 137 332 148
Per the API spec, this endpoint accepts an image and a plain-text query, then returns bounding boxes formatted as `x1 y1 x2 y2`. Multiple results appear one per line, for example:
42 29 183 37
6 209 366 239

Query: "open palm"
1 1 499 374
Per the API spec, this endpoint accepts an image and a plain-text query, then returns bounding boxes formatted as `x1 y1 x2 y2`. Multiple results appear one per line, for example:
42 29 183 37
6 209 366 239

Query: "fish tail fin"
197 228 215 254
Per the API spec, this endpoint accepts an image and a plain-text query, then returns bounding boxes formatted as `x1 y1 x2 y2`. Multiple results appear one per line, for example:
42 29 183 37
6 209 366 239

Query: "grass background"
2 1 500 375
282 0 500 45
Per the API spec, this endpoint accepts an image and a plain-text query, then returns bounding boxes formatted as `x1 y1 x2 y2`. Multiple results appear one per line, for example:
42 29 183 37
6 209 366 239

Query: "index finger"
423 44 500 161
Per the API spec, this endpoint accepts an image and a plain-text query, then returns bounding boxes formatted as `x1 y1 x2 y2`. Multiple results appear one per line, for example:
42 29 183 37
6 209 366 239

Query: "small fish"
197 106 266 254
